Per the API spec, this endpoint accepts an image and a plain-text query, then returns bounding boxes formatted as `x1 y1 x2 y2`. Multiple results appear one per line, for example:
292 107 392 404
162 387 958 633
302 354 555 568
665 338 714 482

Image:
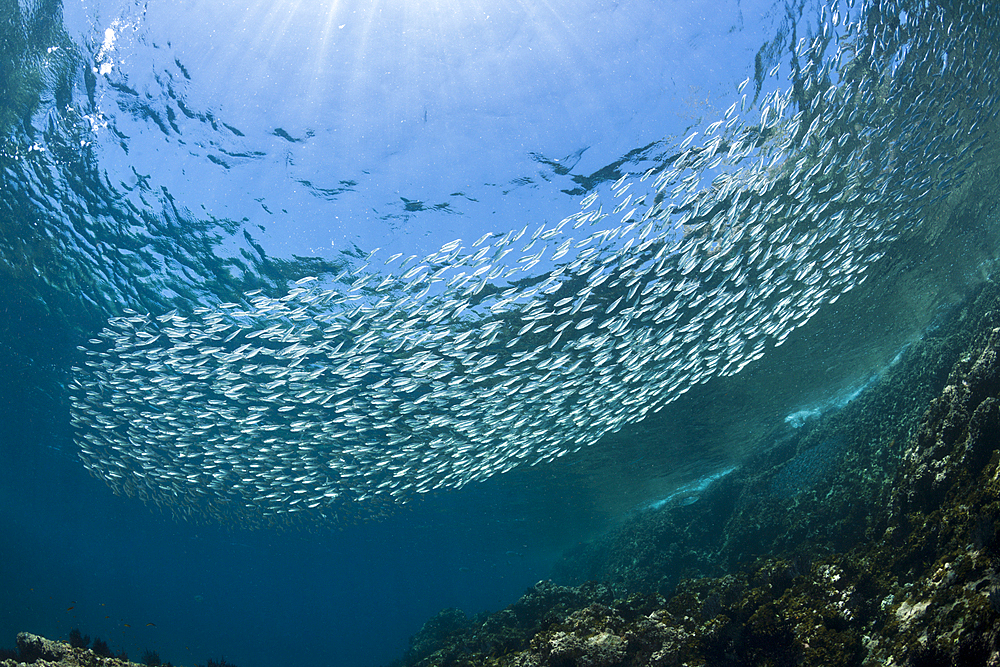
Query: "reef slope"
388 279 1000 667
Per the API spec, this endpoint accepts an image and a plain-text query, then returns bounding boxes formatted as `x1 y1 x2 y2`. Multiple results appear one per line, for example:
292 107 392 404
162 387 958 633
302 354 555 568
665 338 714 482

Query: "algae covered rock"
389 280 1000 667
16 633 71 663
1 631 140 667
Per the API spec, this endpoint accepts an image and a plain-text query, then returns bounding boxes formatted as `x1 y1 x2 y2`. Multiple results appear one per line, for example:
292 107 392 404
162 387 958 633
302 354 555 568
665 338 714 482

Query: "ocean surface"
1 0 998 665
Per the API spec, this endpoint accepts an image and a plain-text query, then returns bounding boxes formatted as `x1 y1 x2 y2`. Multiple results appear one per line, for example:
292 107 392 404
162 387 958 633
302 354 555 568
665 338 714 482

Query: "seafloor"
7 285 1000 667
383 276 1000 666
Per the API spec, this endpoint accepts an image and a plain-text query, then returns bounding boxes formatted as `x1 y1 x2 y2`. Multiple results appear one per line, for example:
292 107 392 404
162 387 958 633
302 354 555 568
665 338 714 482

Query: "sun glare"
192 0 585 131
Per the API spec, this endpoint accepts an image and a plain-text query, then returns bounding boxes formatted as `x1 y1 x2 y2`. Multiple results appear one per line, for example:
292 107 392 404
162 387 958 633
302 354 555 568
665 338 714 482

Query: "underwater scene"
2 0 1000 665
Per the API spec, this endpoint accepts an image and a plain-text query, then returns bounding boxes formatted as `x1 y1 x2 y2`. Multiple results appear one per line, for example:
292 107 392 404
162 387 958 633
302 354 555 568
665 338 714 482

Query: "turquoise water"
1 0 998 665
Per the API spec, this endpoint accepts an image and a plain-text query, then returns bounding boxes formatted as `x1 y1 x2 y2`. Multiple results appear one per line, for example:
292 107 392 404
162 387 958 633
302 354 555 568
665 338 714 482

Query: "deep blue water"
0 397 565 666
0 306 604 665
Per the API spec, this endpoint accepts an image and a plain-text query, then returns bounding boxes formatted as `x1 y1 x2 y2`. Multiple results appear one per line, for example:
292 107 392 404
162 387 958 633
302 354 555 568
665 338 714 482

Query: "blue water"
2 0 999 665
0 405 562 666
0 310 600 665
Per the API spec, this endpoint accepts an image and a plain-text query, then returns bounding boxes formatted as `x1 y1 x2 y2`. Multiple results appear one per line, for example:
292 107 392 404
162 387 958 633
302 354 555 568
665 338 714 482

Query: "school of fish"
69 0 1000 525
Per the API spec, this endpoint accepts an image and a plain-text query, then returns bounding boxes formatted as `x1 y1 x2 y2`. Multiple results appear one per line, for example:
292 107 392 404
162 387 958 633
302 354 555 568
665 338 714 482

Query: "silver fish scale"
69 0 1000 526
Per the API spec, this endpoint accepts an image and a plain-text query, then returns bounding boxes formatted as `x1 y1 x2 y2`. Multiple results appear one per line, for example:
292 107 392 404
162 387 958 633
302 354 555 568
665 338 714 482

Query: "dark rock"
17 632 70 663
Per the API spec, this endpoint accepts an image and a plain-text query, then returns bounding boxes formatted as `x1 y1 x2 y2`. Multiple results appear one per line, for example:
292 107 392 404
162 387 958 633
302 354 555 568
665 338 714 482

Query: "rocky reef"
1 633 138 667
386 278 1000 667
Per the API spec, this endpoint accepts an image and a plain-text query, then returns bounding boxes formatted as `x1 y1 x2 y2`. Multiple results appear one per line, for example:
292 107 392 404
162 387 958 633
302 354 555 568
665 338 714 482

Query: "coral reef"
386 279 1000 666
0 632 139 667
